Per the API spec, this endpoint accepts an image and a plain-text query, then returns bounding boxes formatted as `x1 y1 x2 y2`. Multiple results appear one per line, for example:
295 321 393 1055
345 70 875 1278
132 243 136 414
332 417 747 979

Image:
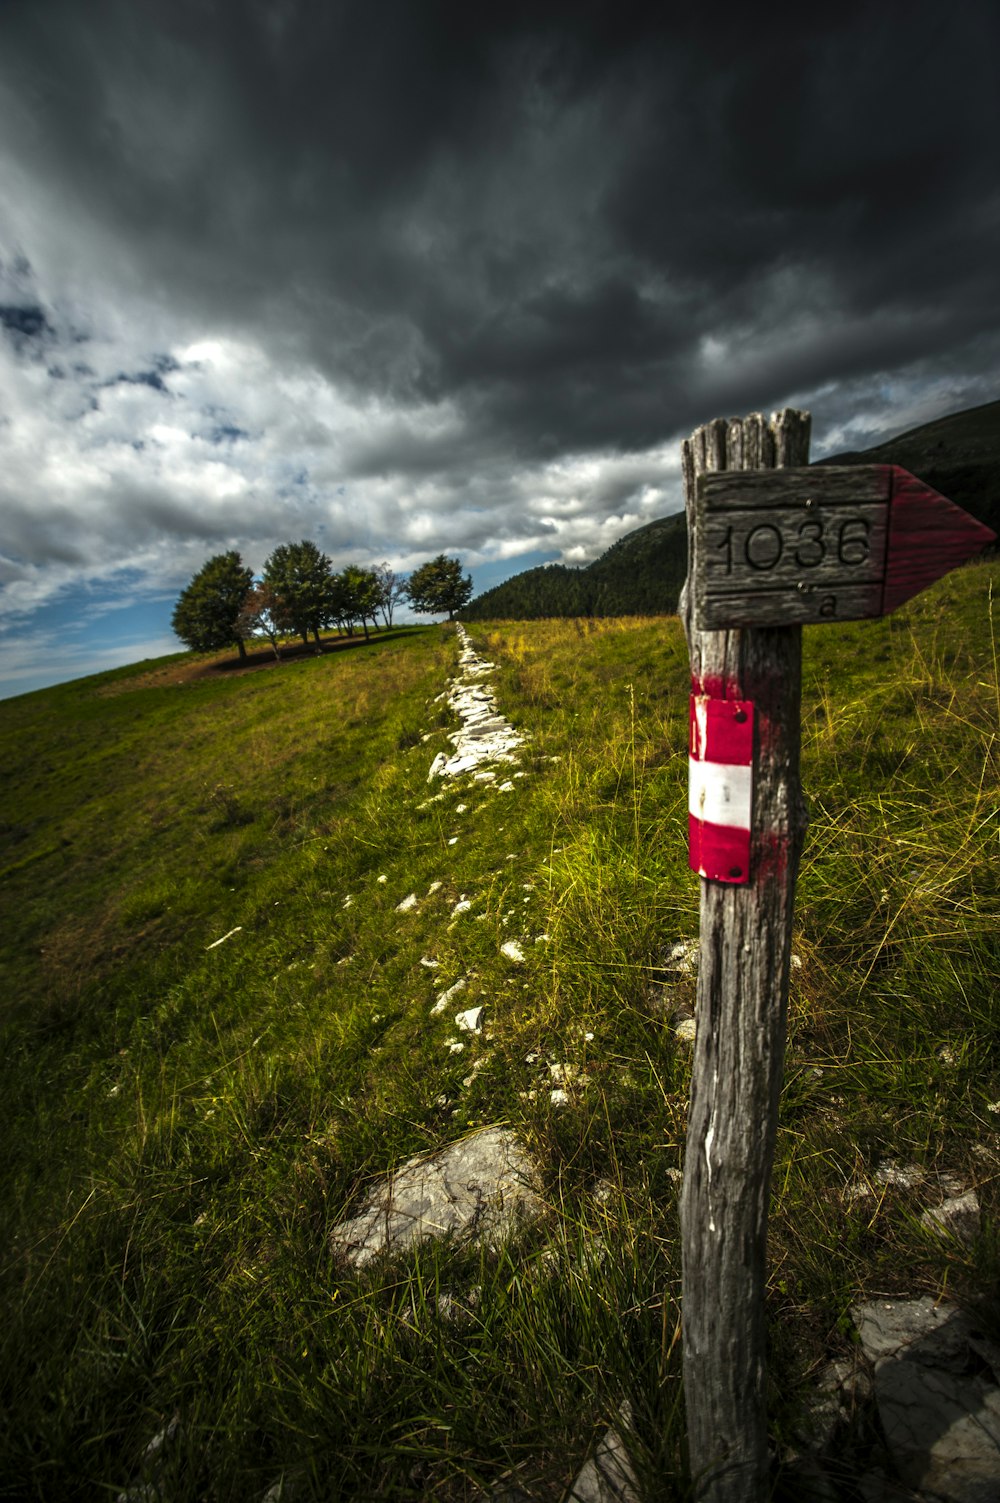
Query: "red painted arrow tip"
882 467 997 615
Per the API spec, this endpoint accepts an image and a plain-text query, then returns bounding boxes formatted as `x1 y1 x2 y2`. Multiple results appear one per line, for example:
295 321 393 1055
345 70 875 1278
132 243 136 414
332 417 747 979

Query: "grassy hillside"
1 564 999 1499
465 398 999 621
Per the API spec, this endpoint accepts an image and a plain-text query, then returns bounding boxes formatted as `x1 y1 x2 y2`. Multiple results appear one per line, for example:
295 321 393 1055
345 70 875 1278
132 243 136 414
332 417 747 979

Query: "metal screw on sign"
677 410 995 1503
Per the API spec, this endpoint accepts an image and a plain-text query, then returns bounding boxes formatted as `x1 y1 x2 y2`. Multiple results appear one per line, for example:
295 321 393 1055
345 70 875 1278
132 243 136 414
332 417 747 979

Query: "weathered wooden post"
677 410 996 1501
679 409 810 1501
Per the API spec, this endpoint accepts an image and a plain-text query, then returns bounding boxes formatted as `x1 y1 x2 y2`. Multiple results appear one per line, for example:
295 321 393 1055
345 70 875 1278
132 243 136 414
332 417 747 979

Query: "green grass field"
1 566 998 1500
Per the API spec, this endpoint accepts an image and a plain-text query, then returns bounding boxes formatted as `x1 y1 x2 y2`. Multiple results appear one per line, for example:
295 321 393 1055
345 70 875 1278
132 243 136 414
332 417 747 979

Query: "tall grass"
1 563 997 1499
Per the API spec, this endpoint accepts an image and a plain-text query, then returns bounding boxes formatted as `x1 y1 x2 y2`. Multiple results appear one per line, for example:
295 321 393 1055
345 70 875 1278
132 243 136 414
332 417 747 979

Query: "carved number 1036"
708 516 871 574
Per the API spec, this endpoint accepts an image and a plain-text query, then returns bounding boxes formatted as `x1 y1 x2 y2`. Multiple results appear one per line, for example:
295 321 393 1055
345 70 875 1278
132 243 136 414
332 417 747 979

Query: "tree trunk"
236 637 247 661
679 410 811 1503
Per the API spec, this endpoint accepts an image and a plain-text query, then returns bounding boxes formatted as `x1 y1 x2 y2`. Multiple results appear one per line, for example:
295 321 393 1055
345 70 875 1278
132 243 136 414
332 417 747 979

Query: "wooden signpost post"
678 411 995 1501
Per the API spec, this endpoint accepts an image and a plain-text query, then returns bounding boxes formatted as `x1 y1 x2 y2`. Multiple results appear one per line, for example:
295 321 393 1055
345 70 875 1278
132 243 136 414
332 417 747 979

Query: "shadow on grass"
196 624 434 680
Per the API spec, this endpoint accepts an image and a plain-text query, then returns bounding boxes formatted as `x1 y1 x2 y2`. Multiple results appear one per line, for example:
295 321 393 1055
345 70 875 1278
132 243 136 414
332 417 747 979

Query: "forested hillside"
462 513 687 620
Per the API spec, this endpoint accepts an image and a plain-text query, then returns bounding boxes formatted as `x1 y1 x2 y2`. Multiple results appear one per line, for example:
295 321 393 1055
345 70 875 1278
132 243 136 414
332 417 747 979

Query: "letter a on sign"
689 697 754 884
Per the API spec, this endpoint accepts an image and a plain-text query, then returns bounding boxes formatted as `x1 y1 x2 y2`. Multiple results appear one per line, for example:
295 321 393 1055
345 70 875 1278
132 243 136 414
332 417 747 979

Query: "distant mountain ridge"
813 397 1000 543
462 512 687 621
463 398 999 620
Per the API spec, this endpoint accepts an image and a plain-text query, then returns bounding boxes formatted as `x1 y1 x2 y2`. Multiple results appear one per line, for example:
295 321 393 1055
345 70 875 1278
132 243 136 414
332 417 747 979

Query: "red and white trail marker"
693 464 996 630
688 696 754 884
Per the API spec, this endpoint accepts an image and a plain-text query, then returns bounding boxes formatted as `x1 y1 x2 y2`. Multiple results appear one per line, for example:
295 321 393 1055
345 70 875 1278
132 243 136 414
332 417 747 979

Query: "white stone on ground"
920 1190 981 1245
874 1161 924 1189
431 978 466 1015
328 1127 544 1268
501 940 525 963
846 1160 924 1202
665 939 698 973
261 1475 298 1503
114 1415 181 1503
396 892 418 913
549 1062 589 1087
568 1407 639 1502
455 1005 484 1033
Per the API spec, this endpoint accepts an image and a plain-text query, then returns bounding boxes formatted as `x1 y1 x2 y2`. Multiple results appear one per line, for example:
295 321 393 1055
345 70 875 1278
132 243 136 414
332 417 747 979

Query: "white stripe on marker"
688 760 752 827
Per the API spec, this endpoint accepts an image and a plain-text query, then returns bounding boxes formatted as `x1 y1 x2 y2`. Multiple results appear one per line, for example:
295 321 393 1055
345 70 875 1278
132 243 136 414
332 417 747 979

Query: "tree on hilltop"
236 582 290 660
262 540 332 647
338 564 382 641
172 551 253 659
374 561 408 628
407 554 473 620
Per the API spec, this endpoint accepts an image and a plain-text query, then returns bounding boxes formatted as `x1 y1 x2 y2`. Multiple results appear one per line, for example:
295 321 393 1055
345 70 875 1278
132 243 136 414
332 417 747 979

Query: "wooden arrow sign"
693 464 996 630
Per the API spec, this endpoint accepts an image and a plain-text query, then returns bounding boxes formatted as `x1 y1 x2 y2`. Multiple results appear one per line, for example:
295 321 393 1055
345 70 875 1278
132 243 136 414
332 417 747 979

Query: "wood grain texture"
694 466 888 628
680 410 811 1503
696 580 883 630
698 465 888 511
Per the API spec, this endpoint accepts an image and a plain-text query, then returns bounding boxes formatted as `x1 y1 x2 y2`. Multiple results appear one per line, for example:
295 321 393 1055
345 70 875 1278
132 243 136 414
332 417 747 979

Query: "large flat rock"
853 1297 1000 1502
330 1126 545 1268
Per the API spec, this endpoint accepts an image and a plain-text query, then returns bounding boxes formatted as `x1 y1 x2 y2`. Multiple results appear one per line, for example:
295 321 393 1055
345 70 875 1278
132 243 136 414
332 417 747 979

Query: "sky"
1 0 998 700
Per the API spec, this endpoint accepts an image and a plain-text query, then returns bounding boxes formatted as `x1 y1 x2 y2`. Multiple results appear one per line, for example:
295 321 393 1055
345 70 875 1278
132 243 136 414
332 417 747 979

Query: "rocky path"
427 624 524 781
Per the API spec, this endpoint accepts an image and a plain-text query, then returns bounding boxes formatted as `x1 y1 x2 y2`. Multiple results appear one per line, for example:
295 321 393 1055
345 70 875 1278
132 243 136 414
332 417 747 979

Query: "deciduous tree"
236 583 289 660
374 561 408 628
406 554 473 620
171 551 253 659
262 540 332 646
338 564 382 641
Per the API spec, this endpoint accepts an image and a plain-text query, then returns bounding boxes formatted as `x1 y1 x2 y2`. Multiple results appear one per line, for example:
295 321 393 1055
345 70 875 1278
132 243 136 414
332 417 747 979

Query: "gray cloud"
0 0 998 648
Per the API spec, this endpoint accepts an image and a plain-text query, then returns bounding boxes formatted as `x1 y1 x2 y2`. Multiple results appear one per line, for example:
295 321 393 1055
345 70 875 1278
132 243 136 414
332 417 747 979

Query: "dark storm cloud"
4 0 997 462
104 369 171 392
0 304 55 343
101 354 180 393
